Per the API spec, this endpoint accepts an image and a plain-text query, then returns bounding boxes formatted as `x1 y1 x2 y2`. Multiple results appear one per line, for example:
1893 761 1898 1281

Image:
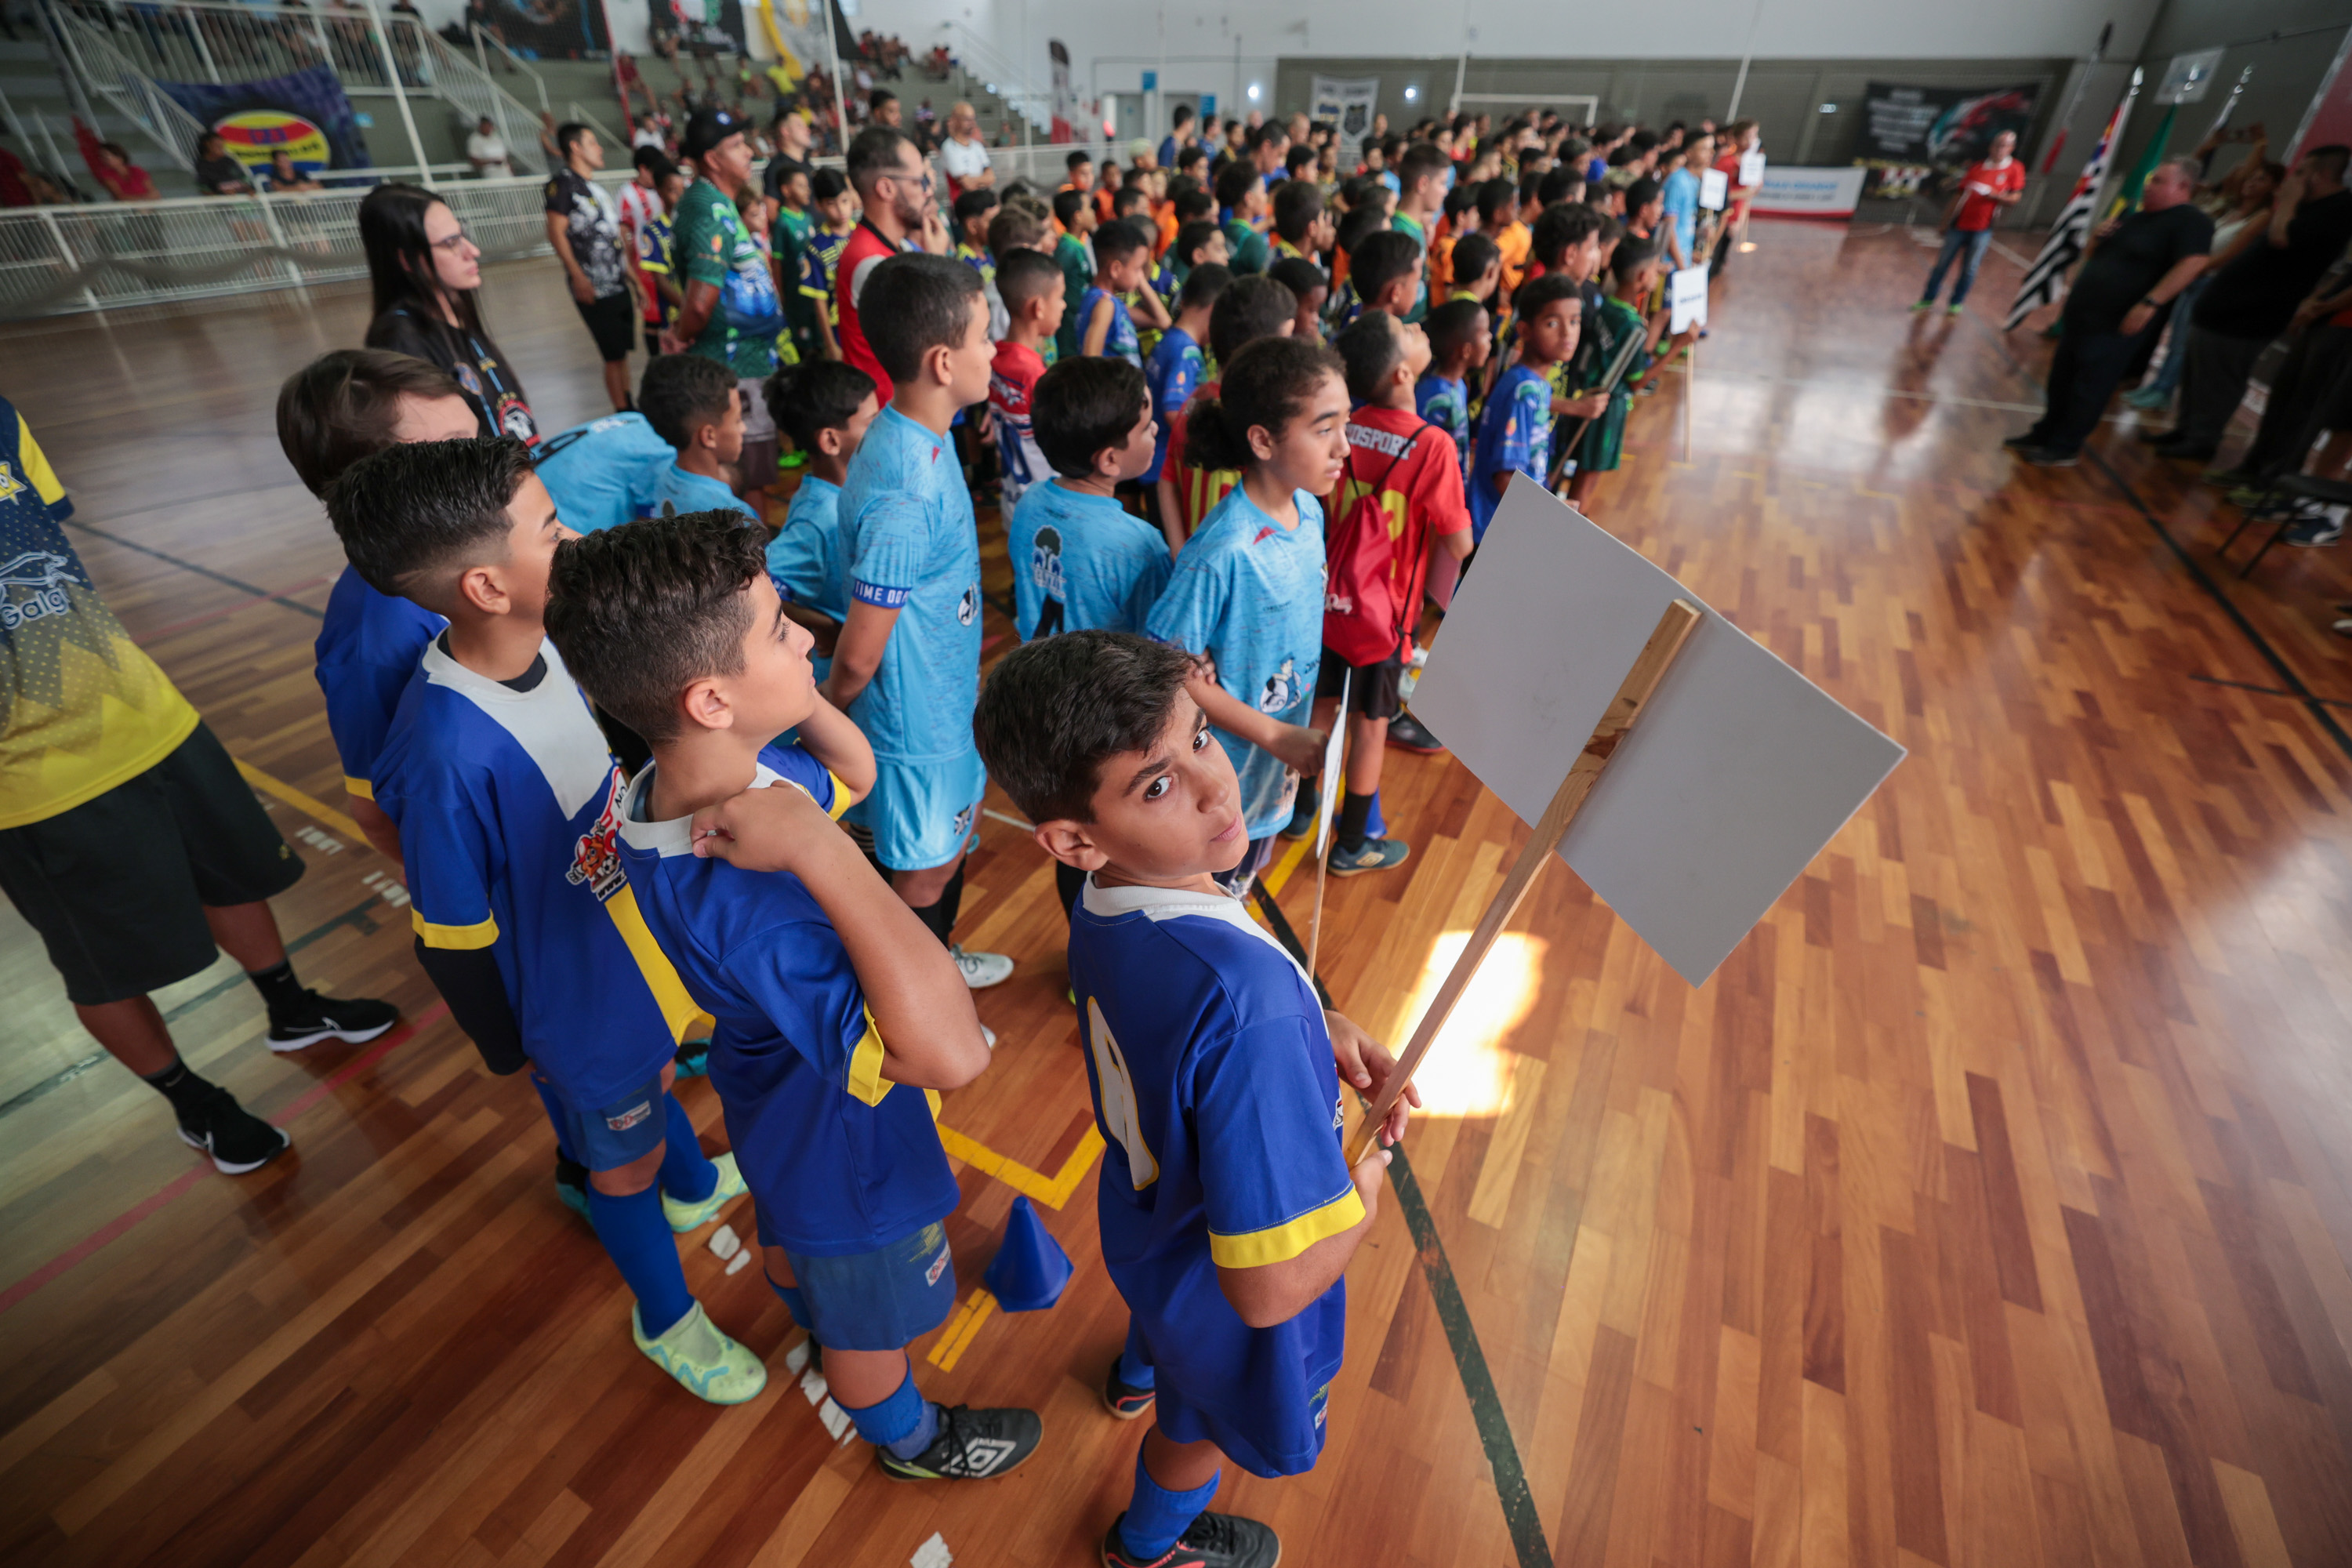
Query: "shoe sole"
1098 1526 1281 1568
877 1444 1042 1482
1328 856 1409 877
1102 1384 1155 1421
179 1123 292 1175
959 967 1015 991
266 1017 397 1053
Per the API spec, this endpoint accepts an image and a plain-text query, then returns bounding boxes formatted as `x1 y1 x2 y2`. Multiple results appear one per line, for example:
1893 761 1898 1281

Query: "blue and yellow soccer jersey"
372 634 705 1109
800 230 847 325
617 750 960 1258
1069 877 1356 1477
1077 285 1142 366
835 406 982 765
1007 480 1172 642
1143 483 1323 840
1143 327 1203 485
635 211 677 326
637 460 760 527
1468 362 1552 543
768 474 846 685
1414 372 1472 485
953 240 996 287
533 412 676 535
314 567 442 800
0 401 201 830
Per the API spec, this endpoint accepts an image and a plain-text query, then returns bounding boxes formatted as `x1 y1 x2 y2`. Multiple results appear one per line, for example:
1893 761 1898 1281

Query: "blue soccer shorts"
847 750 986 872
538 1072 670 1171
1153 1373 1331 1479
768 1221 960 1352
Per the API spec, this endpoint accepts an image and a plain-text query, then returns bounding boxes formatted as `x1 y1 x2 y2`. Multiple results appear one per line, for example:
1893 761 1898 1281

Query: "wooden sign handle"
1343 598 1703 1166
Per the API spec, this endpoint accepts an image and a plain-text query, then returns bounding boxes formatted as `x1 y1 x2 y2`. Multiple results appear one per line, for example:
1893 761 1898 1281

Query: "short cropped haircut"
554 121 593 158
1271 178 1323 244
1285 145 1317 178
639 353 739 450
1051 187 1089 228
1537 167 1582 206
1610 238 1660 285
632 143 672 176
1625 175 1663 212
1334 204 1388 256
1475 178 1517 226
276 348 465 496
1396 141 1450 191
845 125 916 194
1178 261 1233 312
327 437 534 601
1530 200 1601 268
1092 217 1150 265
1513 272 1584 325
1174 219 1222 265
1208 274 1297 364
862 253 984 382
1065 149 1092 172
1032 357 1150 478
1450 232 1501 287
986 201 1048 258
764 358 876 452
1181 336 1345 473
544 511 769 743
953 186 999 226
1112 186 1151 218
1425 296 1489 363
1334 310 1405 403
1213 161 1261 212
996 246 1065 313
811 166 848 202
1268 256 1327 307
972 630 1198 824
1173 186 1214 223
1350 229 1423 303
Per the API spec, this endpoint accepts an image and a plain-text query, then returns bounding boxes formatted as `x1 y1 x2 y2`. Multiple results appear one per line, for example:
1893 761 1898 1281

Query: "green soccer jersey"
675 176 782 379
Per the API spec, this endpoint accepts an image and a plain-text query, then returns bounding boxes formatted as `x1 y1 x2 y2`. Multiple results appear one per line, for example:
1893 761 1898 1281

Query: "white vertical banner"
1312 75 1381 169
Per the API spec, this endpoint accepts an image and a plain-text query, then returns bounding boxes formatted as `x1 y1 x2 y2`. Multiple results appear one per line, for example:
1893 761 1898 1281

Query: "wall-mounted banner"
1856 81 2038 198
1748 165 1864 217
1312 75 1380 169
158 64 372 176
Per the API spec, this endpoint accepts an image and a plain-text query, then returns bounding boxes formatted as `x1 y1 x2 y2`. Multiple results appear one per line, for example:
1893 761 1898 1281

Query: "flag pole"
2039 21 2112 176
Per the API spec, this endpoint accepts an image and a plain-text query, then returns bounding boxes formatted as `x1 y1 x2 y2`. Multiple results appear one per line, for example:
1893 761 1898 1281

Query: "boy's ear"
816 425 845 457
1033 819 1108 872
678 673 735 734
453 561 508 618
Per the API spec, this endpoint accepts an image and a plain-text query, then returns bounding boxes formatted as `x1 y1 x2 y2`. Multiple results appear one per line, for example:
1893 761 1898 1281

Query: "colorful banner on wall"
1311 75 1381 171
1855 81 2040 198
157 64 371 175
477 0 609 60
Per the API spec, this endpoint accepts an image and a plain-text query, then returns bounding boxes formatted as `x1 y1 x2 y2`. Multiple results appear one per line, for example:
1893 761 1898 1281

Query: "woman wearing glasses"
360 184 540 442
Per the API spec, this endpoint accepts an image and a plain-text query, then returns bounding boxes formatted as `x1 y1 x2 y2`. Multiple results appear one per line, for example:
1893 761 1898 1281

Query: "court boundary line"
63 518 327 621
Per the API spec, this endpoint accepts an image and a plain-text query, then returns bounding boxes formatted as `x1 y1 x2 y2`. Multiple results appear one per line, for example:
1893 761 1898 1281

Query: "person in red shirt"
74 120 158 201
1916 129 2024 315
835 125 946 401
1708 118 1759 278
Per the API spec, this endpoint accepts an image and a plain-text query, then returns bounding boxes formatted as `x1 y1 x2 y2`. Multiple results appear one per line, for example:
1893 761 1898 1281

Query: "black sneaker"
266 990 398 1053
1101 1509 1281 1568
1386 712 1444 753
2020 447 2079 468
875 1403 1044 1480
2001 431 2043 451
1103 1362 1156 1420
2285 514 2347 548
176 1084 292 1174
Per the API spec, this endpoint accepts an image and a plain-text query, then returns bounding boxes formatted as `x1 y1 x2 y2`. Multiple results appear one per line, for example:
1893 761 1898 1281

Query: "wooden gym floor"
3 219 2351 1568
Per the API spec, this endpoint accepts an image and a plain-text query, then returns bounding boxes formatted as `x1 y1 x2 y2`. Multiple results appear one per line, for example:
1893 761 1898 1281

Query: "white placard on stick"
1668 265 1710 334
1739 150 1766 187
1409 485 1904 986
1699 167 1729 209
1313 671 1350 855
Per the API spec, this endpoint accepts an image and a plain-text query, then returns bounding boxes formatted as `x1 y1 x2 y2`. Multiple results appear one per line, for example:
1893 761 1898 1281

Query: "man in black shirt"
761 106 815 204
2152 144 2352 463
543 122 641 412
2009 158 2212 466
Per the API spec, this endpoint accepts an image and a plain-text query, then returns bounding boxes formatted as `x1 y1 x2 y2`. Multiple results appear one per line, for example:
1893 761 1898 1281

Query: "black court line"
64 517 327 621
1250 878 1556 1568
2188 672 2352 709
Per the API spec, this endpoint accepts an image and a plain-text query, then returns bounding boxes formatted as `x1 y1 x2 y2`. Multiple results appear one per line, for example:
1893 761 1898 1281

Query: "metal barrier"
45 5 212 172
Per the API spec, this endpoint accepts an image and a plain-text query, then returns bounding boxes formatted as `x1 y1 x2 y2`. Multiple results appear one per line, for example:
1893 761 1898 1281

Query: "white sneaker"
981 1023 997 1049
952 945 1014 989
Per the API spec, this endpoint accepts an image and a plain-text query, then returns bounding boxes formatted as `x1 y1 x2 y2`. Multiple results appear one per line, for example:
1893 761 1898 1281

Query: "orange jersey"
1495 220 1531 299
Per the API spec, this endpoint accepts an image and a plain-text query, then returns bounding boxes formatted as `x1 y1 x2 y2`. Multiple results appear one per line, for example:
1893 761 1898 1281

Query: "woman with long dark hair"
359 184 539 441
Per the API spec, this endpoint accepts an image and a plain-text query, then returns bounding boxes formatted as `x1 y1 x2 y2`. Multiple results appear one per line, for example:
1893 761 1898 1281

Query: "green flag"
2120 103 2177 209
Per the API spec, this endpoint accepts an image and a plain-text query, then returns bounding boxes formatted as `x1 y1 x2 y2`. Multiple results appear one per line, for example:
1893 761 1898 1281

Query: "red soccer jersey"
1161 380 1240 539
835 223 903 401
1334 404 1471 654
1952 158 2024 231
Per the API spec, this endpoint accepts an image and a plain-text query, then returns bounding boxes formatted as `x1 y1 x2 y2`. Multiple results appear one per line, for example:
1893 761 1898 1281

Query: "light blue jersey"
1007 481 1172 641
1144 483 1324 839
836 405 982 764
1661 168 1700 260
532 412 674 534
638 460 760 526
768 474 846 684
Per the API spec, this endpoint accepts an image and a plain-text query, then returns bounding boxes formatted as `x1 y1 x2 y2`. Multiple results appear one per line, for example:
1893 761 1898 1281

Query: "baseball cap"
682 107 746 159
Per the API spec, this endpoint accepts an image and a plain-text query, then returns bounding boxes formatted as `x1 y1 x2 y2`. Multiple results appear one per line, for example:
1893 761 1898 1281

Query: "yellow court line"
935 1123 1105 1210
234 757 366 843
926 1289 998 1371
1262 829 1312 899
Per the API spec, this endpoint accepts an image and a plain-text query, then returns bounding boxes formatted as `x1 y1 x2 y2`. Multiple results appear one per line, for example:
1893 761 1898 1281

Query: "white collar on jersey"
617 759 791 858
1077 875 1315 992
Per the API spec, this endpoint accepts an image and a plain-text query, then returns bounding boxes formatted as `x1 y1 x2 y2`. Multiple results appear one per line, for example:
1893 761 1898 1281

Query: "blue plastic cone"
1365 787 1385 840
985 1195 1073 1312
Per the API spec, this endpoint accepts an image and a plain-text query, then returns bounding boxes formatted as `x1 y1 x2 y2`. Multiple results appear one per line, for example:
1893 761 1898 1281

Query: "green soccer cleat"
632 1301 768 1403
663 1150 746 1232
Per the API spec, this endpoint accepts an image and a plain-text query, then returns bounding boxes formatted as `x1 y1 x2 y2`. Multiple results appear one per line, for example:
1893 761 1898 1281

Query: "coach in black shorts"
545 122 644 416
0 398 397 1175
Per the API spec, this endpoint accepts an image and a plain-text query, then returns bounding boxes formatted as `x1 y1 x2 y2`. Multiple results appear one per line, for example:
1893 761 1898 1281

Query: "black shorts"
1316 645 1406 720
577 290 637 363
0 724 304 1005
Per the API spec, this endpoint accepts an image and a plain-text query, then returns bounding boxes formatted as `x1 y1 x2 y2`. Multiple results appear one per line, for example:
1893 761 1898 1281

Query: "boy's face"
1105 403 1160 483
963 209 993 246
1294 286 1328 335
1636 197 1664 229
1026 281 1069 336
782 171 810 209
1243 184 1269 222
1044 690 1247 881
1069 162 1094 192
815 192 850 227
659 172 688 210
1399 317 1432 380
1198 229 1232 268
823 390 882 461
701 394 746 466
461 472 575 621
390 391 481 445
941 291 995 407
1105 248 1146 292
692 572 818 740
1073 204 1099 234
1524 298 1581 366
1462 310 1494 368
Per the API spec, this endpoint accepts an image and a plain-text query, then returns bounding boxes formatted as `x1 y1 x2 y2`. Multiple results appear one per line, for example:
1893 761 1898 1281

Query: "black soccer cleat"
176 1084 292 1174
266 990 399 1053
1100 1509 1281 1568
875 1403 1044 1480
1102 1362 1156 1421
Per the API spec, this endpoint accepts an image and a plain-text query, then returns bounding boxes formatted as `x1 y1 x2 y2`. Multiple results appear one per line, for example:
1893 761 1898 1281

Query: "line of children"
763 358 880 685
990 248 1067 512
638 353 764 525
1142 263 1228 550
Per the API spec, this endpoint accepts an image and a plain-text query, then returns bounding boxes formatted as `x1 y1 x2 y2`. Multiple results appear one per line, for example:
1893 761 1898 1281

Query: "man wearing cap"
670 106 785 515
837 125 949 401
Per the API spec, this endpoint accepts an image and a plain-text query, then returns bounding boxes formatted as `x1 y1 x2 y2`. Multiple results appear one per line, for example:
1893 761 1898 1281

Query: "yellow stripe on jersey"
343 775 375 800
602 883 717 1044
825 769 853 820
844 1007 891 1106
16 412 67 504
412 909 499 949
1207 1186 1367 1269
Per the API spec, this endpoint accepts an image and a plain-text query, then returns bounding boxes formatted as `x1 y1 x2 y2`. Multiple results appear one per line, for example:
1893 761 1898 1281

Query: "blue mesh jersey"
1078 285 1142 367
533 412 676 535
1143 328 1204 485
1468 363 1552 542
768 474 845 685
1414 372 1472 485
637 459 760 526
372 633 707 1110
617 750 961 1258
836 405 983 764
1007 481 1172 642
800 229 846 325
315 567 443 799
1069 877 1358 1477
1144 484 1324 839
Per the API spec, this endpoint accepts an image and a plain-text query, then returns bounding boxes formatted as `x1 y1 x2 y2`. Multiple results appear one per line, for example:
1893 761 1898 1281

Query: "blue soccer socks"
658 1094 719 1202
840 1363 939 1458
1117 1447 1221 1561
1116 1320 1157 1390
588 1183 694 1340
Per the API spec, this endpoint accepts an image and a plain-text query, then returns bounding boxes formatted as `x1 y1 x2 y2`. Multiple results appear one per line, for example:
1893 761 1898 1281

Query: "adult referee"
0 397 397 1174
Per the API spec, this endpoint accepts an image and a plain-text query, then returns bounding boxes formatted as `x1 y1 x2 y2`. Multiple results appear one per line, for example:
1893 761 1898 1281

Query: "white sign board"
1311 75 1381 172
1668 265 1709 334
1314 672 1350 855
1748 164 1865 216
2158 47 2225 105
1410 487 1904 986
1699 168 1729 210
1739 150 1767 187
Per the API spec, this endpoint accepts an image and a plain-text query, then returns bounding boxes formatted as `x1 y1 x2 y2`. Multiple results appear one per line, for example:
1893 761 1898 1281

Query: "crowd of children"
257 99 1757 1568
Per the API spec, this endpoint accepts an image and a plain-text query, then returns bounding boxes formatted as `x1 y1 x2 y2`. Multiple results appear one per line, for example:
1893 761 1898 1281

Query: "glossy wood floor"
4 220 2351 1568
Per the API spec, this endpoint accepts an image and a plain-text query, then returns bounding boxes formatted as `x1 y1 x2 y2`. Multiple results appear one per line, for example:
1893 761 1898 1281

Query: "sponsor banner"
1857 81 2038 198
158 64 371 174
1748 165 1864 217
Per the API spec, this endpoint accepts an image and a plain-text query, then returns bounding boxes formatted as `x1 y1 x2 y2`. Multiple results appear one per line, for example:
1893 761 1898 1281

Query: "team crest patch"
951 802 975 841
454 364 485 398
566 766 630 902
0 460 26 505
926 1244 951 1287
956 584 978 626
605 1101 654 1132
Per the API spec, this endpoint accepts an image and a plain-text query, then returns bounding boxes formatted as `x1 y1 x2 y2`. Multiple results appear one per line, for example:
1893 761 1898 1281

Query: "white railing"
412 22 546 177
0 168 630 316
47 5 212 171
45 0 405 92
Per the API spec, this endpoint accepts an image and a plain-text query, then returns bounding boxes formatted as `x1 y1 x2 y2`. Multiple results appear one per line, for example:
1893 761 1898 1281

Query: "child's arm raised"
786 690 877 804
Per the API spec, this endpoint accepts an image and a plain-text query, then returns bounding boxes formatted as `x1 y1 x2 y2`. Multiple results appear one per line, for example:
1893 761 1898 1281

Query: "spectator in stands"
762 107 814 204
941 102 993 196
870 89 902 130
194 132 253 195
360 183 538 441
466 115 510 179
263 150 321 194
74 121 156 201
